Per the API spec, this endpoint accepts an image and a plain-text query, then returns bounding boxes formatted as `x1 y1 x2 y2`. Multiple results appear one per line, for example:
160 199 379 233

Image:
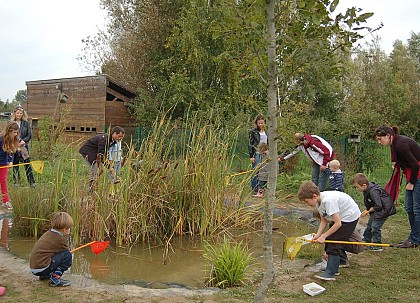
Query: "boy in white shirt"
298 181 361 281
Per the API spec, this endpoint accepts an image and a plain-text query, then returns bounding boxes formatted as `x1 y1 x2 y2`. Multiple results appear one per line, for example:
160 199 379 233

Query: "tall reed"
12 113 256 248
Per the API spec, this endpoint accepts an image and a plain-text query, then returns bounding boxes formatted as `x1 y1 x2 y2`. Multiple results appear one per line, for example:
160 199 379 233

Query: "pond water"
0 209 314 289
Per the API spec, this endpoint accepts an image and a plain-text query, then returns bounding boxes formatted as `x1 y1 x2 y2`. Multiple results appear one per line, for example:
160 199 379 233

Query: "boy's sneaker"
314 272 336 281
49 278 71 287
367 246 383 252
314 259 327 271
339 260 350 268
252 189 265 198
39 275 50 281
2 202 12 210
397 240 418 248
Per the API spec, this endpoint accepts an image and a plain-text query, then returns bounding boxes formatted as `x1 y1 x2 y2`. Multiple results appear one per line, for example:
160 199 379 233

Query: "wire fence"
123 126 393 187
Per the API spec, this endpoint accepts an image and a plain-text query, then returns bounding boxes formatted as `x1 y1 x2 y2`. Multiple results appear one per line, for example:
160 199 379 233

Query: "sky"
0 0 106 102
0 0 419 102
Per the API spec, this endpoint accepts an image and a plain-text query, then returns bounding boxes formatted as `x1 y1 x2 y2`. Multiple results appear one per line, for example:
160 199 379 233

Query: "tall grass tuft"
203 238 254 288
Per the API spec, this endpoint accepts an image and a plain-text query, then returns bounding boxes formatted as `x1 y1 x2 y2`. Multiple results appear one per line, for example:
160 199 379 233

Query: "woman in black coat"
248 114 267 193
11 105 35 187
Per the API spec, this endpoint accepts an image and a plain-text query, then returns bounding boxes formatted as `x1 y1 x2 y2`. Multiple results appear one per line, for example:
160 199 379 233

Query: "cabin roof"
26 74 137 99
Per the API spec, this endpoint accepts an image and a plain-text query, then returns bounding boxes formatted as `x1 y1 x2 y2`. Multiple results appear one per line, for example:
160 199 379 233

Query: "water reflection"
0 217 10 249
2 212 313 289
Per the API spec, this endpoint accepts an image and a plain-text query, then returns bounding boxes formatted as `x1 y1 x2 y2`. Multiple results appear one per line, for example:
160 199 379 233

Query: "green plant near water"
203 238 254 288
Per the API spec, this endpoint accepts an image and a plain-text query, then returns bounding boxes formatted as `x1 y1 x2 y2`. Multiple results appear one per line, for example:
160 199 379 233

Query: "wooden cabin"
26 74 137 142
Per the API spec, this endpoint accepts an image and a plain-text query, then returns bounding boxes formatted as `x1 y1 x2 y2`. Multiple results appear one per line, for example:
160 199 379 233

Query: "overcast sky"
0 0 106 102
0 0 419 102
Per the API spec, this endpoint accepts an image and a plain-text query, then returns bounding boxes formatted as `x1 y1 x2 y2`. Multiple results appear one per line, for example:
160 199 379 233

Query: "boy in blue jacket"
353 173 396 251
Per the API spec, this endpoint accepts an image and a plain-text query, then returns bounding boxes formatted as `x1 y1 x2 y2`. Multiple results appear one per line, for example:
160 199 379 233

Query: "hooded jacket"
363 182 396 220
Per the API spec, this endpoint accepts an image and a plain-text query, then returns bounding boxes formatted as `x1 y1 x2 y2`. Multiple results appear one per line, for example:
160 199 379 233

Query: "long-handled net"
285 236 394 260
71 241 110 254
285 234 314 261
0 160 44 174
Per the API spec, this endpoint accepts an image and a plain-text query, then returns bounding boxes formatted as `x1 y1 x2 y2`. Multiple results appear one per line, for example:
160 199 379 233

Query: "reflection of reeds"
11 113 256 248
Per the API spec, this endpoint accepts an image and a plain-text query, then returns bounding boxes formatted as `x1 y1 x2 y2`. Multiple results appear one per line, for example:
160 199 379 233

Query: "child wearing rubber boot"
30 212 73 287
298 181 361 281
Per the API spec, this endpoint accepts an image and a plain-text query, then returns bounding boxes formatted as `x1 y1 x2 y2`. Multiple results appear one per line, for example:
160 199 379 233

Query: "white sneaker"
2 202 13 210
314 259 327 271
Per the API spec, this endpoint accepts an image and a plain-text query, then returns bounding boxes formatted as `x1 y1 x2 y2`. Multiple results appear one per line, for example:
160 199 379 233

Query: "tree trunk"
254 0 277 302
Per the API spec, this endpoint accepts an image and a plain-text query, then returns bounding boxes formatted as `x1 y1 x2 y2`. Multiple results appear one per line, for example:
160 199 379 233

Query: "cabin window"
31 118 39 128
80 126 96 133
65 126 76 132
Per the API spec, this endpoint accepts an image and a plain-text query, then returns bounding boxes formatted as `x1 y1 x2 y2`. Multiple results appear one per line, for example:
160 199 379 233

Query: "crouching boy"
30 212 73 287
298 181 361 281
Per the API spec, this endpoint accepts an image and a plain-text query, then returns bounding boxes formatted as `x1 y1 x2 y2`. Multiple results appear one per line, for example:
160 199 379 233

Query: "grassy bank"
214 203 419 303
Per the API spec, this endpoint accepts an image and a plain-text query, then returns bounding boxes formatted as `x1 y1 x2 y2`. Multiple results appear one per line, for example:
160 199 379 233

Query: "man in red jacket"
279 133 335 191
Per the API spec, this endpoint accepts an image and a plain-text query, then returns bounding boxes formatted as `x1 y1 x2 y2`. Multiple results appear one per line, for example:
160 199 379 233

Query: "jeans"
363 216 386 243
33 250 72 277
312 163 328 191
256 180 267 191
251 153 262 192
405 180 420 244
83 158 99 182
109 161 122 183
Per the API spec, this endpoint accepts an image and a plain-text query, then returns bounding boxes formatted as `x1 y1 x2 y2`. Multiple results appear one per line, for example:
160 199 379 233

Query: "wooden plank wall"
27 75 137 143
105 100 137 127
27 76 107 132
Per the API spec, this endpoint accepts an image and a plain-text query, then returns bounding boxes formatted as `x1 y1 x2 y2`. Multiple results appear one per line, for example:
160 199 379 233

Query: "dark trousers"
325 219 359 256
33 250 72 277
13 152 35 185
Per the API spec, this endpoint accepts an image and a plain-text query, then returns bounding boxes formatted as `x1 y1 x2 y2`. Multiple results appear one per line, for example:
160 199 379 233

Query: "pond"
0 208 315 289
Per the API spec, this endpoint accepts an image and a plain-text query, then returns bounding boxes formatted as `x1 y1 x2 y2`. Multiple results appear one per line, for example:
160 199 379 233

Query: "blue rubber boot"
315 254 339 281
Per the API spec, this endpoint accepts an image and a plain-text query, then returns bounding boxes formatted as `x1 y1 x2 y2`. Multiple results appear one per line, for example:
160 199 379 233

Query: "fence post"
137 126 142 150
342 135 347 161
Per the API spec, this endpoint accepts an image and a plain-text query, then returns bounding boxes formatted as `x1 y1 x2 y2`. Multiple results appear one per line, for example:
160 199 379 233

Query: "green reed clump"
203 238 254 288
12 112 256 248
11 141 92 240
11 185 55 238
112 112 252 245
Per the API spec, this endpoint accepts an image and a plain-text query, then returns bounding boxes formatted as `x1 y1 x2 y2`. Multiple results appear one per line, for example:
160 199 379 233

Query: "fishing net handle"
70 241 97 253
303 238 394 247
